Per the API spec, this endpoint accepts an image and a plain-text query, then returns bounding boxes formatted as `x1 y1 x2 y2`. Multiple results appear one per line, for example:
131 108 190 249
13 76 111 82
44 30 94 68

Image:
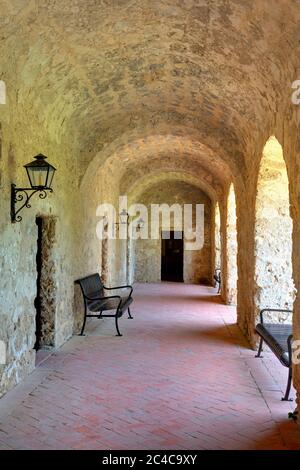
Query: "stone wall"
0 77 80 398
1 0 300 422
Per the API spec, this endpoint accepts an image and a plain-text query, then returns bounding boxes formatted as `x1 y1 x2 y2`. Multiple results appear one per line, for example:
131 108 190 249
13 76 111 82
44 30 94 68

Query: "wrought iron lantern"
115 209 130 227
136 217 145 231
115 211 145 233
11 153 56 223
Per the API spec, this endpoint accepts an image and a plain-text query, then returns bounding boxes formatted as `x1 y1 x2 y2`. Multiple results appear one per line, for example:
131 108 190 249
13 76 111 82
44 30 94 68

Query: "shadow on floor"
246 420 300 450
134 294 224 305
160 323 250 348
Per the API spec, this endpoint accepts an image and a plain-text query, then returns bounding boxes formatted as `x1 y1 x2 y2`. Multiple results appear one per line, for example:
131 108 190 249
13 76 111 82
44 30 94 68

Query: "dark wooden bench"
75 273 133 337
255 308 293 401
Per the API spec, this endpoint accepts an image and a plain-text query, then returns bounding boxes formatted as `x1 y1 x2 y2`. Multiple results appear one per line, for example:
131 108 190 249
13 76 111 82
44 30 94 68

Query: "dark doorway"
34 217 43 350
161 231 184 282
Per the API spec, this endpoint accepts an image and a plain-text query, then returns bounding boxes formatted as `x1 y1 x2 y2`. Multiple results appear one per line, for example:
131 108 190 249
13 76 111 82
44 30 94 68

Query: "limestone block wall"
0 89 80 397
135 238 162 283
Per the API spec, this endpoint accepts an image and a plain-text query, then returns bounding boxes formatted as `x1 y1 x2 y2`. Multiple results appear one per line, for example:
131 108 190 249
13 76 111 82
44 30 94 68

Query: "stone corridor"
0 283 299 451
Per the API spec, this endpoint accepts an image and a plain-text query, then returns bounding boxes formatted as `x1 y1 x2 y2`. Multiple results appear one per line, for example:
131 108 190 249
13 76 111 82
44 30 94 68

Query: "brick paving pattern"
0 283 299 450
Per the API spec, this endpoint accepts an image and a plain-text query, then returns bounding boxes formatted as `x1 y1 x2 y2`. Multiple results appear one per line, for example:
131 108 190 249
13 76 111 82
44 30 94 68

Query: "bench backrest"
75 273 104 299
259 308 293 324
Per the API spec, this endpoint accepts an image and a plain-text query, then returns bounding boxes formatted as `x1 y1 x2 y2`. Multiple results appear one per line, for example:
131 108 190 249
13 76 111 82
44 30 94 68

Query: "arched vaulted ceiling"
1 0 300 185
127 171 218 204
82 134 231 195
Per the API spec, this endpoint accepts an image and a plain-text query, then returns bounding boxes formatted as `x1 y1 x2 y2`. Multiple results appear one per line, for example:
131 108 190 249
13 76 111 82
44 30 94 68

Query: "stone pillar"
285 129 300 422
235 185 256 345
291 214 300 416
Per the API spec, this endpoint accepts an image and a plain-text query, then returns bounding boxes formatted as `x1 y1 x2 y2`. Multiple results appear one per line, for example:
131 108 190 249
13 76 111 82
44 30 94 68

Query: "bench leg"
80 313 87 336
128 307 133 319
115 315 122 337
282 367 293 401
255 337 264 358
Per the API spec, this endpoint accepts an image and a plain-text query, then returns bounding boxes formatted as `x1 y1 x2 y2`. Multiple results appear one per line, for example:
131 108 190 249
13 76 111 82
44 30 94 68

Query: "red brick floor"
0 283 299 450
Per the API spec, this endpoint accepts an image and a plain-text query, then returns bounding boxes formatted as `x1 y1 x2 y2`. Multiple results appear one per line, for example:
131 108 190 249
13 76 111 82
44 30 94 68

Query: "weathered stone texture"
38 216 57 348
1 0 300 423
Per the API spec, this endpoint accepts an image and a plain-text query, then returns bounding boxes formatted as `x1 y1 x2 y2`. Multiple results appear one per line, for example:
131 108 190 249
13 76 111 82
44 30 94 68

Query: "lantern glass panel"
120 209 128 224
26 166 48 189
46 166 55 188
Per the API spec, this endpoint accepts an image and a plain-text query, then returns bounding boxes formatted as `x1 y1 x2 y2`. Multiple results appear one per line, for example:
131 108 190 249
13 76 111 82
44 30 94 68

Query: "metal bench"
255 308 293 401
75 273 133 337
213 268 221 293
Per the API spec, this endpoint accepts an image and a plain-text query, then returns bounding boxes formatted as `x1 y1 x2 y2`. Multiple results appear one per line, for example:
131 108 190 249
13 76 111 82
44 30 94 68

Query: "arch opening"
214 202 221 272
128 179 213 285
225 184 238 305
254 136 295 322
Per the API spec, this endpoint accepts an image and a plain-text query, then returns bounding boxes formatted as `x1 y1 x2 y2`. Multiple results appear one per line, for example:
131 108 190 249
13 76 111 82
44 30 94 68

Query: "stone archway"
130 179 213 284
254 136 295 322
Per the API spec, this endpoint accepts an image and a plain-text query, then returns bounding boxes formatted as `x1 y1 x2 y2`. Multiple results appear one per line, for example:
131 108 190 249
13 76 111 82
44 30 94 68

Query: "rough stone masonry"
0 0 300 421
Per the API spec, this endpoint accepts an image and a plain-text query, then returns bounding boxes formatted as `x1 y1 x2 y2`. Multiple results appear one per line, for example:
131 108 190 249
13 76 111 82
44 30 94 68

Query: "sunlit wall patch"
0 80 6 105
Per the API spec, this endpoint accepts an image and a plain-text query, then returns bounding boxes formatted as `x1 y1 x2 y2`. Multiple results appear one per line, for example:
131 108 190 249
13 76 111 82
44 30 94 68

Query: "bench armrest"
84 294 122 302
259 308 293 324
104 285 133 297
287 334 293 366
